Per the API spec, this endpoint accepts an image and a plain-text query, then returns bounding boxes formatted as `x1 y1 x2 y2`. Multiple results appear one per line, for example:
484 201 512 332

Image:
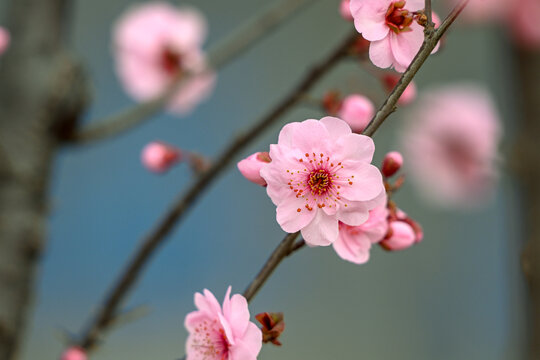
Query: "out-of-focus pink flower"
402 84 502 208
141 141 181 173
0 27 10 55
448 0 509 22
185 287 262 360
333 194 388 264
509 0 540 49
237 152 271 186
337 94 375 133
260 117 385 246
381 151 403 178
350 0 439 72
382 74 417 105
61 347 87 360
340 0 354 21
113 2 215 114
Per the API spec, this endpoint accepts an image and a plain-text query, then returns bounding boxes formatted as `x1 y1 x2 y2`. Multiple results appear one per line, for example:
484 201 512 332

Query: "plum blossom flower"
60 347 87 360
260 117 386 246
333 194 389 264
337 94 375 133
402 84 502 208
237 152 271 186
113 2 215 114
448 0 509 23
141 141 181 173
350 0 438 72
185 287 262 360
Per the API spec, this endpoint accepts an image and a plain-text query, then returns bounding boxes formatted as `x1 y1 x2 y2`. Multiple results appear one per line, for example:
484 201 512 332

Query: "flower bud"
337 94 375 133
339 0 353 21
382 151 403 177
141 141 181 173
380 220 416 251
382 75 417 105
256 312 285 346
237 152 271 186
61 347 87 360
188 152 211 175
322 90 342 115
0 27 10 55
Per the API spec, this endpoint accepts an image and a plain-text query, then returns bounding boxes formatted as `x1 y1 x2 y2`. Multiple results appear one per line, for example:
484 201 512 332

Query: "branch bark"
0 0 88 359
68 0 317 144
515 47 540 360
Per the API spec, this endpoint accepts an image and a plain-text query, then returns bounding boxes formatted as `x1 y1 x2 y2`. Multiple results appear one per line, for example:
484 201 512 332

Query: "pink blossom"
260 117 386 246
60 347 87 360
340 0 354 21
509 0 540 49
402 84 502 207
337 94 375 133
382 74 417 105
333 194 389 264
448 0 509 22
0 27 10 55
381 151 403 178
113 2 215 114
185 287 262 360
350 0 439 72
141 141 181 173
237 152 271 186
380 208 423 251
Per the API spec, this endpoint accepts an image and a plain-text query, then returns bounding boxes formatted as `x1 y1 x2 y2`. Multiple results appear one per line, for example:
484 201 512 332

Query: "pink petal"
337 162 384 202
389 23 424 71
276 194 317 233
301 211 338 246
333 227 372 264
229 322 263 360
336 200 370 226
194 289 222 317
320 116 352 140
334 133 375 163
290 119 331 154
218 312 236 346
351 0 391 41
369 38 395 69
405 0 426 11
223 293 250 340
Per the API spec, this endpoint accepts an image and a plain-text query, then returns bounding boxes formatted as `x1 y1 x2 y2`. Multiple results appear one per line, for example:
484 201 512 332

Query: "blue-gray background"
6 0 527 359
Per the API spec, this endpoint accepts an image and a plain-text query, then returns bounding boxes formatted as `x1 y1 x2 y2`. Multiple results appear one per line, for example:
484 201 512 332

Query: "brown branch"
243 232 301 302
68 0 317 144
76 30 359 352
362 0 469 137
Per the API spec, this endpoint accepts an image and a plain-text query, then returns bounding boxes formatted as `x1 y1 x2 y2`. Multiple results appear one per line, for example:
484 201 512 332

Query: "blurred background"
0 0 528 358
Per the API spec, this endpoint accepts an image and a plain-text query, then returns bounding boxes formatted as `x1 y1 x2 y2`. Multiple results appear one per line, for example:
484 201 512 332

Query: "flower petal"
369 38 395 69
301 210 338 246
276 194 317 233
351 0 391 41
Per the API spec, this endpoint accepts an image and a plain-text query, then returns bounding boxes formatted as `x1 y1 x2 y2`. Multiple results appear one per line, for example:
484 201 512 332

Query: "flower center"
308 169 332 195
160 46 182 75
385 1 414 33
190 319 230 360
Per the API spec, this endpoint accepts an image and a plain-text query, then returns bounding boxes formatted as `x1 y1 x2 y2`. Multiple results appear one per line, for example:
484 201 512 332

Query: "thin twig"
243 232 300 302
76 31 359 352
362 0 469 137
424 0 434 32
68 0 317 144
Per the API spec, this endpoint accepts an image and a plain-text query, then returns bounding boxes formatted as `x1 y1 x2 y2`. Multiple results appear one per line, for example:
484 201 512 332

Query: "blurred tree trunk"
516 48 540 360
0 0 87 359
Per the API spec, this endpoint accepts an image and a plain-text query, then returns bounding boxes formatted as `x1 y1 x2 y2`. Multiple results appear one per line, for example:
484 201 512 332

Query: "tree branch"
68 0 318 144
362 0 469 137
76 30 359 352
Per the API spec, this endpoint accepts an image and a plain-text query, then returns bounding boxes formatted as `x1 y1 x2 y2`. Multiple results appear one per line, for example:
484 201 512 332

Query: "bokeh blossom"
185 287 262 360
141 141 181 173
402 84 502 208
333 194 389 264
60 347 87 360
350 0 438 72
0 27 9 55
260 117 385 246
237 152 271 186
113 2 215 114
337 94 375 133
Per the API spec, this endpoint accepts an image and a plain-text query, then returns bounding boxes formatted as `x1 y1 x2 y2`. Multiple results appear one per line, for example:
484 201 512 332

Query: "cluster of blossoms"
113 2 215 114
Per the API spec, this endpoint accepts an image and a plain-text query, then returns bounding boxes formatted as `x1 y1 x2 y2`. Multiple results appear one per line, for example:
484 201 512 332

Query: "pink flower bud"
380 220 416 251
61 347 87 360
337 94 375 133
0 27 10 55
382 75 417 105
237 152 271 186
141 141 181 173
340 0 353 21
382 151 403 177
